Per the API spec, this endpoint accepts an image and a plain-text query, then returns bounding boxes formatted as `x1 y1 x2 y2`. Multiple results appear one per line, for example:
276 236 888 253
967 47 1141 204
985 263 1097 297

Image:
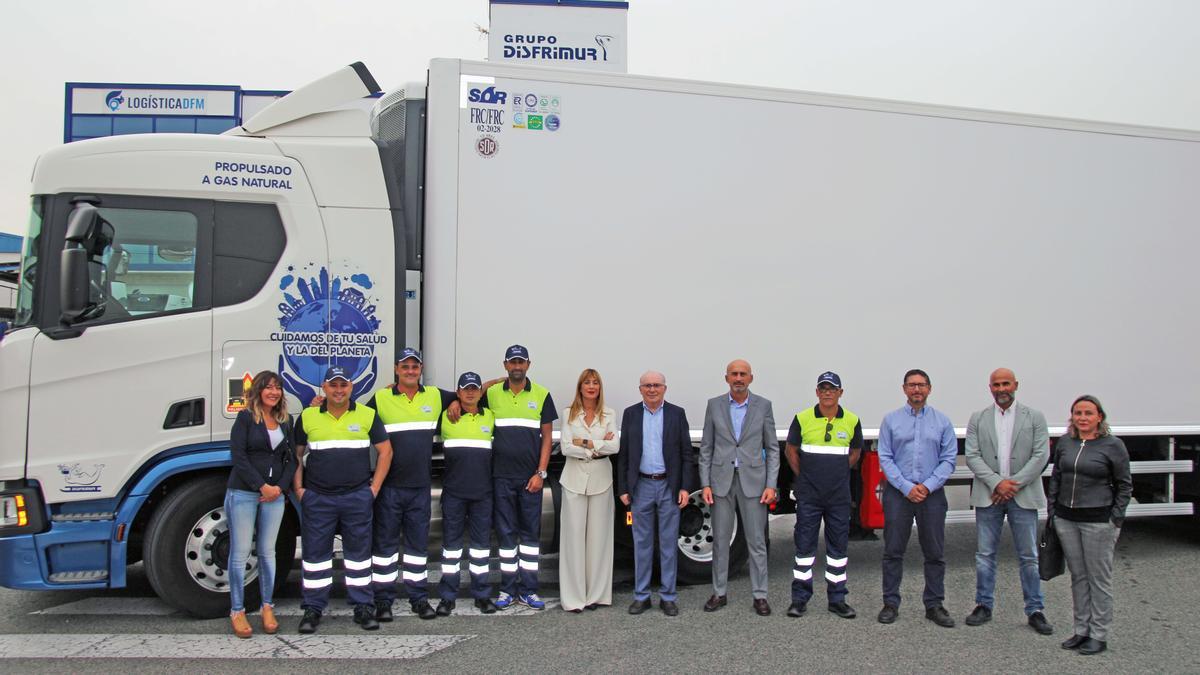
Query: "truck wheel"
675 489 747 585
142 475 296 619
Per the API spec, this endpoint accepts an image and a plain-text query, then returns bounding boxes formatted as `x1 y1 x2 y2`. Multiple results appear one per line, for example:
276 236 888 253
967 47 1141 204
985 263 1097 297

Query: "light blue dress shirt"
729 394 748 468
878 404 958 495
639 403 666 474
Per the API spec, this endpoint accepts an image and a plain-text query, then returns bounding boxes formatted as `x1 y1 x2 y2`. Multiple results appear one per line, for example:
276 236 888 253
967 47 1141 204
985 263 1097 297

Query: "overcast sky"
1 0 1197 236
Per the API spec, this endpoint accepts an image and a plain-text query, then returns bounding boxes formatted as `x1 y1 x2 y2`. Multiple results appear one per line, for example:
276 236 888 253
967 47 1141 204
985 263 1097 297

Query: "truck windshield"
12 197 43 328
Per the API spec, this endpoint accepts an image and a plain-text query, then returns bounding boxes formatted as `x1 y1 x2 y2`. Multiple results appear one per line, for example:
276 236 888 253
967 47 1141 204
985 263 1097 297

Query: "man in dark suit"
617 370 695 617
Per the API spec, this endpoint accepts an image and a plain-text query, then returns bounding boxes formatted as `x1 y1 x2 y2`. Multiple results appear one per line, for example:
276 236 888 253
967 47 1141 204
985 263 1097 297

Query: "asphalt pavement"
2 515 1199 673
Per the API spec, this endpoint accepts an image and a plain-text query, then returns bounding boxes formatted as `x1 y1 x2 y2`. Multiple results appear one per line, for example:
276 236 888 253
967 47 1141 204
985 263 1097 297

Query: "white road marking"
0 634 472 659
33 597 176 616
33 596 559 617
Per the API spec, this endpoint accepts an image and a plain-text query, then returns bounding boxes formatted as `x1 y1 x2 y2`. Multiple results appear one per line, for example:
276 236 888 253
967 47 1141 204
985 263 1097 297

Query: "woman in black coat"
226 370 295 638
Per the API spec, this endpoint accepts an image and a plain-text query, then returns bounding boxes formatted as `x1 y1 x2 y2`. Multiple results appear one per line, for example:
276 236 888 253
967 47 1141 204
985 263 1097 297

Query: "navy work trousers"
300 486 374 612
438 492 493 601
371 485 431 606
792 496 850 604
493 477 542 596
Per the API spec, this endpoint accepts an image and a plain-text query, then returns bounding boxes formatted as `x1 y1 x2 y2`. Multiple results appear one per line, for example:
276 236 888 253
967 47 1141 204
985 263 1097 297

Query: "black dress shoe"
353 604 380 630
786 602 807 618
298 608 321 634
474 598 498 614
1028 611 1053 635
925 605 955 628
753 599 771 616
436 599 455 617
877 605 898 624
628 598 652 615
374 602 394 622
584 603 599 611
1061 634 1088 650
964 605 992 626
704 595 727 612
413 600 437 620
827 602 856 619
1078 638 1107 655
660 600 679 617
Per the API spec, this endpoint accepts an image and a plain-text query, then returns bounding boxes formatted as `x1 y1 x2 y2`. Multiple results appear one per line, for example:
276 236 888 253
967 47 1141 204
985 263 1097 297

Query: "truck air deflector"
238 62 383 135
350 62 382 95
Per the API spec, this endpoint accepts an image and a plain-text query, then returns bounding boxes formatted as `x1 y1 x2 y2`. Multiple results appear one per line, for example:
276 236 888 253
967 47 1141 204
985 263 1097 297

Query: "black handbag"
1038 515 1065 581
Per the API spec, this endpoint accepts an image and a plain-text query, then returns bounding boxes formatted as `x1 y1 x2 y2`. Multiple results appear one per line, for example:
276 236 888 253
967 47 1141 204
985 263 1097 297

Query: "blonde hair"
248 370 289 425
567 368 607 424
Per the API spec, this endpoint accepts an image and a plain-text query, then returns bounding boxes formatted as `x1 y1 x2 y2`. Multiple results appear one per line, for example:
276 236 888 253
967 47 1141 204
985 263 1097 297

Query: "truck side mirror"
60 248 92 323
64 204 113 256
59 202 113 325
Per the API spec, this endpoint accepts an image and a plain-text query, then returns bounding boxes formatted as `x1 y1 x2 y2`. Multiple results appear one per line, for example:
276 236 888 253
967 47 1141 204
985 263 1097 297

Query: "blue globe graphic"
282 298 374 385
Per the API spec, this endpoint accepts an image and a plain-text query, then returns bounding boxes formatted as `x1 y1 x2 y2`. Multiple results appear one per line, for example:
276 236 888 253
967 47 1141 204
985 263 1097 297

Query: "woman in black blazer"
226 370 296 638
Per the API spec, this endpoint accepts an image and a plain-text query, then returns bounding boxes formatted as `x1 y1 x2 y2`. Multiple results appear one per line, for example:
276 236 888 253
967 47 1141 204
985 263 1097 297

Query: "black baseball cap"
458 372 483 389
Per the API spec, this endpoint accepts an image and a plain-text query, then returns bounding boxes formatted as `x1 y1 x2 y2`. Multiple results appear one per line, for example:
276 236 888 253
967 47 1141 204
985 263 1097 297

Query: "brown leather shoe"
260 603 278 634
703 595 727 612
753 598 771 616
231 610 252 639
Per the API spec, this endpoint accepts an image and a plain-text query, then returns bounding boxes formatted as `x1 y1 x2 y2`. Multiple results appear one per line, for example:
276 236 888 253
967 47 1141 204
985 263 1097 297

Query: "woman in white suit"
558 369 618 612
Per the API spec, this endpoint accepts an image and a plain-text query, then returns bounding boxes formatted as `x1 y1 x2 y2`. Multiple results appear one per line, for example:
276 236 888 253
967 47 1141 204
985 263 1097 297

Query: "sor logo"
476 135 499 158
272 267 386 405
468 86 508 105
105 90 124 111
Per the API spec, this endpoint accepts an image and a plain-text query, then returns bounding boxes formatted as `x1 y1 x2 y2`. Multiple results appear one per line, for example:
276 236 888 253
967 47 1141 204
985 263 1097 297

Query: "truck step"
47 570 109 583
50 512 116 522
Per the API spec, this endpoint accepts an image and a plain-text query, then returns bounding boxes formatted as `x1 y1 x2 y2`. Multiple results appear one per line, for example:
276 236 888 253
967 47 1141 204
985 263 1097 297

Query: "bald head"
989 368 1018 409
725 359 753 400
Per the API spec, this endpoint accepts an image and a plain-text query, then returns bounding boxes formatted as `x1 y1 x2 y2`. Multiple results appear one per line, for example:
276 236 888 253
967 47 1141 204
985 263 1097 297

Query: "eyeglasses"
640 383 665 390
825 421 833 442
904 382 930 390
817 386 839 393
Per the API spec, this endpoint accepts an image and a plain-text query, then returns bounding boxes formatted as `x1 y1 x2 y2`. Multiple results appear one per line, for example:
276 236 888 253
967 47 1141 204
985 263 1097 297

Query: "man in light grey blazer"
699 359 778 616
964 368 1053 635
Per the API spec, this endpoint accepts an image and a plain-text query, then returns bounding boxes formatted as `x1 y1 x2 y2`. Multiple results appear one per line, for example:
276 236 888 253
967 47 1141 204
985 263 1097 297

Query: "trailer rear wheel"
142 475 296 619
675 489 747 585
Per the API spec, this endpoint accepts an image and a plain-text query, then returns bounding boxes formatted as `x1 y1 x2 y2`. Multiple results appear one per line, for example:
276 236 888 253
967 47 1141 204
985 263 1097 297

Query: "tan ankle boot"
261 603 279 634
231 610 252 638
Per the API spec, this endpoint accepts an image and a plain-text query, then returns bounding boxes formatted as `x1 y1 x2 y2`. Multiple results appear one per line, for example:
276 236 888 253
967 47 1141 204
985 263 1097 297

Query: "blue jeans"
225 488 285 613
974 500 1043 615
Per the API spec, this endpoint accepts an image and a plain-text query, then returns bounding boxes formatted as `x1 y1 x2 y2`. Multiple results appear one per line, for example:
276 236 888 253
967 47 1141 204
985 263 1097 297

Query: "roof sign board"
489 0 628 73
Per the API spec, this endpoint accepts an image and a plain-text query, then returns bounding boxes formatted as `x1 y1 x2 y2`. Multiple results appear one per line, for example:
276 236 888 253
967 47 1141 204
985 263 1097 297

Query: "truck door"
27 194 215 504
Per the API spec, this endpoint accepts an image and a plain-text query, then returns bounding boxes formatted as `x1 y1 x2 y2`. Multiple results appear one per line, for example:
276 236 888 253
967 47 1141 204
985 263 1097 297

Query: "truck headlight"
0 487 46 535
1 494 27 527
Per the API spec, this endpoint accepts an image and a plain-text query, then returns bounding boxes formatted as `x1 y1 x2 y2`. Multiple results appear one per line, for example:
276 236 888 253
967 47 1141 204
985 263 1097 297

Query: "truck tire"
675 489 748 585
142 475 296 619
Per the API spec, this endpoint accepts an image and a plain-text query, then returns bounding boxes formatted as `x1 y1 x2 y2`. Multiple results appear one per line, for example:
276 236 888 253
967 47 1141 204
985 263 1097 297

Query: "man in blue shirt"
617 371 694 617
876 368 958 628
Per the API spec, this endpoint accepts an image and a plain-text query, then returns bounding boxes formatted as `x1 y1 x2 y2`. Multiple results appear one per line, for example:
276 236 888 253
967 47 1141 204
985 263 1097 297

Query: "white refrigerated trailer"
1 59 1197 617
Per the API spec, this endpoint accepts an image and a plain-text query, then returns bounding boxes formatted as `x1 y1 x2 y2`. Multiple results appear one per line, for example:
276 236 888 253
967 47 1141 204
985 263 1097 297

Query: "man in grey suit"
964 368 1053 635
699 359 778 616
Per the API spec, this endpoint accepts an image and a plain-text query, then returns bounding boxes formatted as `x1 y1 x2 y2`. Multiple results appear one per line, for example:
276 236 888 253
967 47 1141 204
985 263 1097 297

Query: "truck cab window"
88 207 199 321
12 197 43 327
